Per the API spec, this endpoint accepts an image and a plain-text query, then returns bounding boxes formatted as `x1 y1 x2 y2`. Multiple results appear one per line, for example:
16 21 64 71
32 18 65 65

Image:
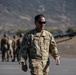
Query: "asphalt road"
0 58 76 75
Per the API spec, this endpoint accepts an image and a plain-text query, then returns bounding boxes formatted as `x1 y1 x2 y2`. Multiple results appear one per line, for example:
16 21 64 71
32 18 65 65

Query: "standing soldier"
7 36 13 61
1 34 9 62
12 35 17 62
16 33 24 61
19 14 60 75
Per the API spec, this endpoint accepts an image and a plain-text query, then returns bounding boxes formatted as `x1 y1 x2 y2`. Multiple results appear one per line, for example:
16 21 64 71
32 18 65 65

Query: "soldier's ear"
34 21 37 25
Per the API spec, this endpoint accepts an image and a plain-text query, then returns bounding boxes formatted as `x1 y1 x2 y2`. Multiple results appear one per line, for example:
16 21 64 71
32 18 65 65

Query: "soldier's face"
35 17 46 32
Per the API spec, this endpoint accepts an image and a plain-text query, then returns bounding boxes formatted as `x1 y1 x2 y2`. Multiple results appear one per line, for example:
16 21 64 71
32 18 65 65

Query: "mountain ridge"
0 0 76 31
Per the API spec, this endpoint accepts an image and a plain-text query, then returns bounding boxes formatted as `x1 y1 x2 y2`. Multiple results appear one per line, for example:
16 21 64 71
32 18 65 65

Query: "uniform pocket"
44 37 50 50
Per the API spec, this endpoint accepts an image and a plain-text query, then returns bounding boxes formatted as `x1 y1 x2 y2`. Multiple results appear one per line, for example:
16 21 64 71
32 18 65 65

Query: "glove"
22 64 28 72
18 59 28 72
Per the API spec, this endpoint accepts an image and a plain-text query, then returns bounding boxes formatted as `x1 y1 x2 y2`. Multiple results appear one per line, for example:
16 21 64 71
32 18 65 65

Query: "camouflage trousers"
7 49 13 61
1 48 8 62
29 59 50 75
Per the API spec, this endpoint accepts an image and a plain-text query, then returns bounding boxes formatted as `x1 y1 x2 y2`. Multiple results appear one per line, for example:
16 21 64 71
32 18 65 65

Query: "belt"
29 56 49 60
29 55 42 60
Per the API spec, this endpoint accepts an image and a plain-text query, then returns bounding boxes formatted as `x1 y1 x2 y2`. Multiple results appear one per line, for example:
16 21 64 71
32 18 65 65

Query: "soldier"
1 34 9 62
12 35 17 62
7 36 13 61
16 33 24 61
19 14 60 75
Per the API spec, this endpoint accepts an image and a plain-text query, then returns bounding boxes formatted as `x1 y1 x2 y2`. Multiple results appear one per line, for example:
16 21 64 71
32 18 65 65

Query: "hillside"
0 0 76 31
56 36 76 58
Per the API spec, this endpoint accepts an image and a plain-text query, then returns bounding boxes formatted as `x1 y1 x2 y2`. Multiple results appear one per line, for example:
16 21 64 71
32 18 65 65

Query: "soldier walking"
1 34 9 62
7 36 13 61
12 35 17 62
16 33 24 61
19 14 60 75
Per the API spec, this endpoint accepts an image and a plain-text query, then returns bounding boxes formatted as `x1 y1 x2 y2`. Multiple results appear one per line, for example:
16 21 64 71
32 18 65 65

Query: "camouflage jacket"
19 29 59 64
1 37 9 50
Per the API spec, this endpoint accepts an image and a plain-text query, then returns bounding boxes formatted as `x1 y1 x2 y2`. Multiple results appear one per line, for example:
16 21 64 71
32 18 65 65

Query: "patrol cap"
13 35 17 38
4 33 7 37
20 33 24 37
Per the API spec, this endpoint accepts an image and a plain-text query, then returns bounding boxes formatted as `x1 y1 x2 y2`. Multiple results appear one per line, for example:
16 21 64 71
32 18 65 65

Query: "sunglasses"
38 21 46 24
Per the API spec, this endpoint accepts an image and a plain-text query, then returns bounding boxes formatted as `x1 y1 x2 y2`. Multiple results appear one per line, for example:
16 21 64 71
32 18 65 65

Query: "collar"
34 29 46 37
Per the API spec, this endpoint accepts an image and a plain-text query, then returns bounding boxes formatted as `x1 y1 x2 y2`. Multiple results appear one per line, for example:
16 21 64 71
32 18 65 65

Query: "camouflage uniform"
16 33 24 61
7 37 13 61
1 35 9 62
12 35 17 62
19 29 59 75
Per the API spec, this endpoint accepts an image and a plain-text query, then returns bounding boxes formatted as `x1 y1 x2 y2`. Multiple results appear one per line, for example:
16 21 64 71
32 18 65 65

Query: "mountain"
0 0 76 31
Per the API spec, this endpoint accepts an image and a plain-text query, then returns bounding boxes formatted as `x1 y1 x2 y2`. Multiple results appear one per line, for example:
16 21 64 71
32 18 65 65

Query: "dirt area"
56 36 76 58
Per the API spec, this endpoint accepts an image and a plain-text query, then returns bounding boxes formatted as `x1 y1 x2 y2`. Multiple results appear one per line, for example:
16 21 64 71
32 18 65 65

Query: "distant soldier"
19 14 60 75
7 36 13 61
1 34 9 62
16 33 24 61
12 35 18 62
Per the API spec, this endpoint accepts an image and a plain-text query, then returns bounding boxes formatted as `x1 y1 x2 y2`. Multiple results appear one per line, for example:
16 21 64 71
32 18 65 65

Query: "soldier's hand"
22 64 28 72
55 56 60 65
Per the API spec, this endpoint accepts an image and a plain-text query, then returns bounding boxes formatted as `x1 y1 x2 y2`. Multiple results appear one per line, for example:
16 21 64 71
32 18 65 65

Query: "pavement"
0 57 76 75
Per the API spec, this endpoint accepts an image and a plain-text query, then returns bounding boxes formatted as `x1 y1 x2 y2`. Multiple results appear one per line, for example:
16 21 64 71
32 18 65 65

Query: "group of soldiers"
0 33 24 62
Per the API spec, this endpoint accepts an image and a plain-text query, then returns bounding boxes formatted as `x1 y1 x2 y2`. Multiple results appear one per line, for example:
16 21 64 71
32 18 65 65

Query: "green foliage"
49 29 57 33
16 29 28 35
73 29 76 32
66 28 76 33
